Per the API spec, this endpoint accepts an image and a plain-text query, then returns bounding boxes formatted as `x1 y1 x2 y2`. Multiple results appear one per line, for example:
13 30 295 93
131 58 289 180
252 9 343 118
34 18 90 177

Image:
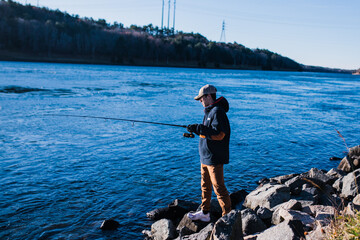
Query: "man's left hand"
187 124 198 133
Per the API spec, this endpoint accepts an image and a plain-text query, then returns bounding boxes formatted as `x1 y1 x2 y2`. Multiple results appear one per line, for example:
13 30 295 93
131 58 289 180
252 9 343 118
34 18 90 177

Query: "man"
186 84 231 222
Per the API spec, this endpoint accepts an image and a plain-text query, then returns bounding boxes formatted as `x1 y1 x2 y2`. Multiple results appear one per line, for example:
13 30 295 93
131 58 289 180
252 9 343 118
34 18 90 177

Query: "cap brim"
194 94 203 100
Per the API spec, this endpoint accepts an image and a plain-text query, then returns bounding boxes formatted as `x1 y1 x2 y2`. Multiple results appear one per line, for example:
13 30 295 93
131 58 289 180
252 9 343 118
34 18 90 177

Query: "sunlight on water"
0 61 360 239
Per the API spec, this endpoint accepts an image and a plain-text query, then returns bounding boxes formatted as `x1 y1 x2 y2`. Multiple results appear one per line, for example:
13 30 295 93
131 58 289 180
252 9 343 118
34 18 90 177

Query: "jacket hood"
205 96 229 112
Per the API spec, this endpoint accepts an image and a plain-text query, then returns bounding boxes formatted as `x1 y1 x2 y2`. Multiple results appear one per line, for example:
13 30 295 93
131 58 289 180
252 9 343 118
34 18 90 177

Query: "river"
1 61 359 239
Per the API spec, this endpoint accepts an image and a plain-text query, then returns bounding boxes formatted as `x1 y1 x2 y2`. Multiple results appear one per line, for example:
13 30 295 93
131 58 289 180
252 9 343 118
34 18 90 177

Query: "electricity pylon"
220 20 226 43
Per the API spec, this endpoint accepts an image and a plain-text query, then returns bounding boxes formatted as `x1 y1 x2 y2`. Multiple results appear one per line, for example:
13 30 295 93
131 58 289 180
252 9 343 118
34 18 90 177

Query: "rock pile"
142 146 360 240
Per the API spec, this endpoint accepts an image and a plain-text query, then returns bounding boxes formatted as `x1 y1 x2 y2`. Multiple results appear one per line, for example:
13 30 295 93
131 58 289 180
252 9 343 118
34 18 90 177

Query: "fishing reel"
183 132 195 138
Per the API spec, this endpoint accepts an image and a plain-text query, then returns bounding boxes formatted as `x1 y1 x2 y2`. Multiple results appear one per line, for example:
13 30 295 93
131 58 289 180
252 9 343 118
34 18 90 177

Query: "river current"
1 61 359 239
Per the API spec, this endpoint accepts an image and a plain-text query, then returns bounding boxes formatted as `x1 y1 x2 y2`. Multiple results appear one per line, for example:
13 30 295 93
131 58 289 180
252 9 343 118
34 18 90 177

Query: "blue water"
1 61 359 239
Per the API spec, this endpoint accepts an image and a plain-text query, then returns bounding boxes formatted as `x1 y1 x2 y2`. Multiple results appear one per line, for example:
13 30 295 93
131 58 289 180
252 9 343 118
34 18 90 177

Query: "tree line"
0 0 304 71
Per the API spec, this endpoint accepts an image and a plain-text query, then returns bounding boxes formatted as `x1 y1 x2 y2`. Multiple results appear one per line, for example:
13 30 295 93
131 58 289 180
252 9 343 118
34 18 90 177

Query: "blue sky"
18 0 359 70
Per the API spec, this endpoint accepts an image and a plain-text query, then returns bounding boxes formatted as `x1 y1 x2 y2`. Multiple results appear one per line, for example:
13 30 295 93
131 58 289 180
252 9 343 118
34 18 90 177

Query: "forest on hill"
0 0 352 73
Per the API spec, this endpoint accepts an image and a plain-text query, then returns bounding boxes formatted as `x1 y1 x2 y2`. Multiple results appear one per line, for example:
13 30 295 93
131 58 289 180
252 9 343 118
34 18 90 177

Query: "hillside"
0 1 352 73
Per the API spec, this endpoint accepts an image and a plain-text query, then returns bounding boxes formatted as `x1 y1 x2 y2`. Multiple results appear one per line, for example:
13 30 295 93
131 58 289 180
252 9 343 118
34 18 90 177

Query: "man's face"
199 94 213 107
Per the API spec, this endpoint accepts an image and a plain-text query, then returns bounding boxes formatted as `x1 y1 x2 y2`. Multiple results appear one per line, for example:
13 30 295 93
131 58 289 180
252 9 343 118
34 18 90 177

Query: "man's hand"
187 124 198 133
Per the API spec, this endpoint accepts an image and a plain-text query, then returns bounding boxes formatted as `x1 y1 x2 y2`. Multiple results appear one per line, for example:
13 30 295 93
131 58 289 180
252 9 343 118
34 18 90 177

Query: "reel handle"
183 132 195 138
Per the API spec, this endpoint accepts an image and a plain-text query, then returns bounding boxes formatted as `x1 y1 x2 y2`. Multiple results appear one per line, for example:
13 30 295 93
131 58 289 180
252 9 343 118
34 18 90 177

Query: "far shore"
0 50 354 74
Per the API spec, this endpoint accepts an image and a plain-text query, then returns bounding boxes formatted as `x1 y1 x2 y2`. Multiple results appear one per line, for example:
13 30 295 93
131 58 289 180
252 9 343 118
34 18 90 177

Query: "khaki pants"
200 163 231 216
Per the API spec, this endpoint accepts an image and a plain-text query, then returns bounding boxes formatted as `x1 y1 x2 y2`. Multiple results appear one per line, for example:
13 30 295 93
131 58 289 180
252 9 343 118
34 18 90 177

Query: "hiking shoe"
187 210 210 222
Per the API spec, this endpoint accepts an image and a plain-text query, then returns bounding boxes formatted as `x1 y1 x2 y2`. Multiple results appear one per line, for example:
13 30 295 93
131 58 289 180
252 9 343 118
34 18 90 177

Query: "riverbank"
141 146 360 240
0 50 265 71
0 50 355 74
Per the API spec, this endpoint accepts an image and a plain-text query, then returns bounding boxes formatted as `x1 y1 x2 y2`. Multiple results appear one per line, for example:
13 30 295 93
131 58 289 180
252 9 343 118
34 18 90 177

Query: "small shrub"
327 211 360 239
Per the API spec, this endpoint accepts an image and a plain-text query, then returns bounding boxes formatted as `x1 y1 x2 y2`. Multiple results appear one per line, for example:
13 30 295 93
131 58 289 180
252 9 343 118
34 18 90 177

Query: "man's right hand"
187 124 198 133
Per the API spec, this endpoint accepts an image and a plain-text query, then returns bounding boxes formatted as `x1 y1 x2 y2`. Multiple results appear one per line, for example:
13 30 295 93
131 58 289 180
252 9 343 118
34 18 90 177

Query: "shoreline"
0 50 354 74
140 147 360 240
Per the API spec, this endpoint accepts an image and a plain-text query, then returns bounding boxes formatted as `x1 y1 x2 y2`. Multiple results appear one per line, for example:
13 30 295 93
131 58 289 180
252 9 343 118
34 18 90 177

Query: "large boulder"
151 219 177 240
285 176 307 194
230 190 248 209
353 194 360 209
302 205 336 217
256 207 273 227
339 168 360 199
277 209 315 229
177 214 209 234
305 224 329 240
177 223 214 240
243 183 290 210
147 199 198 221
302 168 337 185
338 145 360 172
270 173 299 184
272 199 302 225
241 208 267 235
257 220 305 240
332 177 343 192
327 168 346 179
195 199 223 220
210 210 243 240
100 219 120 230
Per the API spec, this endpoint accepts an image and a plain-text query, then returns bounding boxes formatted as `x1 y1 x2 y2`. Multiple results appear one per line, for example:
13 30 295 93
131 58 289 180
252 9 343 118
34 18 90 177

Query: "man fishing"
186 84 231 222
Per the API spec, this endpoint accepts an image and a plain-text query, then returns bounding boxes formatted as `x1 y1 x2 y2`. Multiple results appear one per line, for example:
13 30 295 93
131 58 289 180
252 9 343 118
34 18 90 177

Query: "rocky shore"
141 145 360 240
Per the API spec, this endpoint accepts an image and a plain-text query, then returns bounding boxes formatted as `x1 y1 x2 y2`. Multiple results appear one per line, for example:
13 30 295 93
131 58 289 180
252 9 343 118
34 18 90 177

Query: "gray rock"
285 176 306 193
151 219 177 240
257 220 305 240
177 214 209 234
353 194 360 204
292 186 318 205
256 207 272 220
344 202 358 216
243 235 258 240
302 205 336 217
244 184 290 210
211 210 243 240
230 190 248 209
338 145 360 172
179 223 214 240
196 199 222 220
256 177 270 186
305 224 328 240
169 199 199 212
277 209 315 228
100 219 120 230
147 199 198 221
271 199 302 225
340 168 360 199
241 209 267 235
327 168 346 178
303 168 337 185
147 207 172 221
353 194 360 209
332 177 343 192
296 200 314 209
270 174 299 184
256 207 273 227
315 213 333 227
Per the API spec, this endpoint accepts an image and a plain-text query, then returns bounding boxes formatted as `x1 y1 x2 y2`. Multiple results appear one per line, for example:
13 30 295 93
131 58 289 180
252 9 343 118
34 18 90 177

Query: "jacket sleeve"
197 108 228 140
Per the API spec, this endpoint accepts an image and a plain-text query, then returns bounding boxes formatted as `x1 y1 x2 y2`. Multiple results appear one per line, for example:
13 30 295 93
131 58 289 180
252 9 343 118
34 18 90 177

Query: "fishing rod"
45 114 195 138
